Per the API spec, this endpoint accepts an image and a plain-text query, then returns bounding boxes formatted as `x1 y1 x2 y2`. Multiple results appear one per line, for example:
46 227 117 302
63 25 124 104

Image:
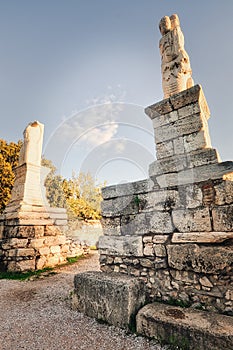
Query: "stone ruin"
0 121 88 272
73 14 233 348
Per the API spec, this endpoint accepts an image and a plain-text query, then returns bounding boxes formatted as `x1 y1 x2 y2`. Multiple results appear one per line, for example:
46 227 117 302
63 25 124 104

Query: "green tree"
41 158 66 208
0 139 22 212
62 172 104 220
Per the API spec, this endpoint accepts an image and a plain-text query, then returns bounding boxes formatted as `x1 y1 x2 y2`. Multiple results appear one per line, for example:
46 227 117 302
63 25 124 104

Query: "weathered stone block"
101 195 136 217
101 179 153 200
172 208 211 232
16 248 35 257
5 225 44 238
152 110 178 128
121 213 149 235
73 271 147 329
177 101 202 119
154 113 204 143
8 259 36 272
172 231 233 243
186 148 220 168
170 85 210 116
101 216 121 236
145 189 180 211
184 130 211 153
212 204 233 231
99 236 143 257
149 155 187 176
7 238 29 248
143 236 153 243
167 244 233 274
145 98 173 118
155 162 233 188
136 302 233 350
29 238 45 249
179 184 203 209
154 244 166 257
152 235 169 243
156 140 174 159
149 211 173 233
143 243 154 256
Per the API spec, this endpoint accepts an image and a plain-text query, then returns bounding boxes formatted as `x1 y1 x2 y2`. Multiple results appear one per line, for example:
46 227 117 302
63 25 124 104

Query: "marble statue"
159 14 194 98
18 121 44 166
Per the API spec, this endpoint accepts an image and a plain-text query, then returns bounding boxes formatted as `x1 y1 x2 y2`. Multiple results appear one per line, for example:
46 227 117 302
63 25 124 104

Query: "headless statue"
18 121 44 166
159 14 194 98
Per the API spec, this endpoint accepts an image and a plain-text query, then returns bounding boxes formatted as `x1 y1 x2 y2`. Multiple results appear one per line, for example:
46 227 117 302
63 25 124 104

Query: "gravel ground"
0 251 166 350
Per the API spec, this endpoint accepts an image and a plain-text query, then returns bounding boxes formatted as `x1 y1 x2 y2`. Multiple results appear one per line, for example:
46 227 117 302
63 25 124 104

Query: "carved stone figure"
159 14 194 98
18 121 44 166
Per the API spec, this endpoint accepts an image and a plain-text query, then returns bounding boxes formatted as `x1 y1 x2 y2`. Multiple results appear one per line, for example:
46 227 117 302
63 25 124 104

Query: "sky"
1 0 233 186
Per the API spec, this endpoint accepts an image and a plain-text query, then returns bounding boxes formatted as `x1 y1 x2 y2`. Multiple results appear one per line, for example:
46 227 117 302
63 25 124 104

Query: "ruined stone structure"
73 14 233 348
99 85 233 314
0 121 88 272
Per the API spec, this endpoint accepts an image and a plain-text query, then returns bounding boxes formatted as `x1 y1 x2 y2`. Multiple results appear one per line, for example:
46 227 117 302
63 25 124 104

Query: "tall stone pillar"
0 121 69 272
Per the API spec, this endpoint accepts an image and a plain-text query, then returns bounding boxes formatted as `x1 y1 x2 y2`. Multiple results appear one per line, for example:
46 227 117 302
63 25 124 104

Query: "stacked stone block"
99 85 233 314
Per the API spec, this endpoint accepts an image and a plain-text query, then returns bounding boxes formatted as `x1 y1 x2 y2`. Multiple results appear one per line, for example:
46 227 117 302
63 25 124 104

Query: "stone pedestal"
0 163 69 271
99 85 233 314
0 120 90 272
0 162 70 272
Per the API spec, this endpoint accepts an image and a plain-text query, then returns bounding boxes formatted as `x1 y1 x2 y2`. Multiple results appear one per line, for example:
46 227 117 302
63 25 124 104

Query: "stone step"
136 302 233 350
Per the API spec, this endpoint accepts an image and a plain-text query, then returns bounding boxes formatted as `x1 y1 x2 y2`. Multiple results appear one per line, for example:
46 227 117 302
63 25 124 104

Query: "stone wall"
0 212 89 272
99 85 233 314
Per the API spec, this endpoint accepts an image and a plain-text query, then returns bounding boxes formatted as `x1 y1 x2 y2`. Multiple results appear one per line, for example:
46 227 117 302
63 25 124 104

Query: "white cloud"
81 123 118 147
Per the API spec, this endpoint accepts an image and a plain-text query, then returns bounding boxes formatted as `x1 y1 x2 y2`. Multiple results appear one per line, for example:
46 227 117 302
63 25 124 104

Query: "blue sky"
1 0 233 185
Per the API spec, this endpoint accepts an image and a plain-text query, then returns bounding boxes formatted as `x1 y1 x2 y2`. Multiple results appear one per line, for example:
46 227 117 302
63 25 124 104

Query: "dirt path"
0 251 165 350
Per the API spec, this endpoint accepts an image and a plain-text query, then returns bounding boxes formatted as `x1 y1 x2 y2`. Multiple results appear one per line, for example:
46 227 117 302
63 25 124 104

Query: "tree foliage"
0 139 22 213
42 161 104 220
62 172 104 220
41 158 66 208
